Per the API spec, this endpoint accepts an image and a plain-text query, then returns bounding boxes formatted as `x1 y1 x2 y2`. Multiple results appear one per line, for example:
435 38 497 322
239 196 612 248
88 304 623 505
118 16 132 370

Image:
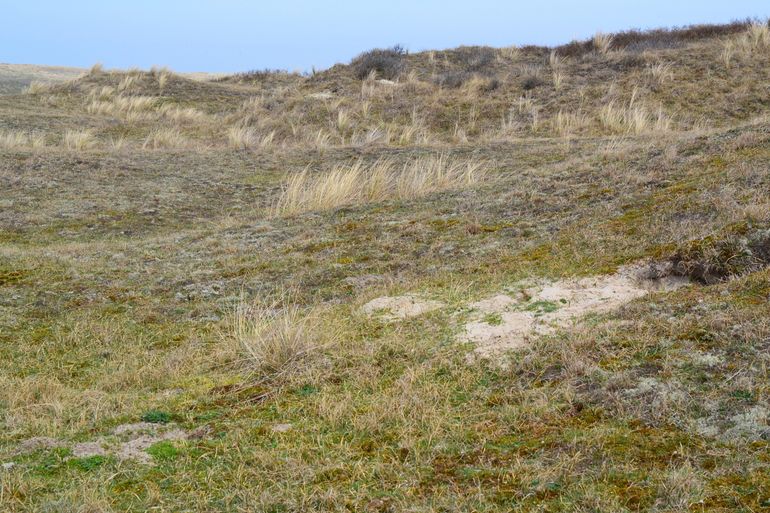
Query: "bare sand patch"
15 437 66 455
361 294 444 320
114 427 189 464
13 422 201 465
463 263 690 358
72 441 108 458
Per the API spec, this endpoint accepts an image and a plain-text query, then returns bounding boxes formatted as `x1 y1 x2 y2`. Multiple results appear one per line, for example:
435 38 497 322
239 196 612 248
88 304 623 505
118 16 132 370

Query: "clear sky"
2 1 768 72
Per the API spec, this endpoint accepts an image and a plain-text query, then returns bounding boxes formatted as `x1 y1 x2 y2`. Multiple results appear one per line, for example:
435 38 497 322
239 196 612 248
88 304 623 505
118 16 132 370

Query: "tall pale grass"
647 61 673 84
552 69 565 89
0 130 46 150
721 41 735 67
272 155 488 216
142 128 189 149
63 130 95 151
24 81 50 95
117 75 137 93
741 22 770 51
599 92 672 135
500 46 520 60
553 110 588 137
231 297 329 380
593 32 613 55
227 126 275 149
725 22 770 62
87 95 158 118
157 104 208 124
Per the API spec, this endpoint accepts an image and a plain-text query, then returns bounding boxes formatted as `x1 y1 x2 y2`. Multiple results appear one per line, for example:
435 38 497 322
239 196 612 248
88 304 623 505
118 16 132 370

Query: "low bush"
351 45 407 80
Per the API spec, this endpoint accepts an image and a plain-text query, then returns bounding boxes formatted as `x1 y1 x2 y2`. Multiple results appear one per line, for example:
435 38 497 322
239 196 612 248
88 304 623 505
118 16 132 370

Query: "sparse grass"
721 40 735 67
739 21 770 52
0 130 46 150
552 69 565 89
226 126 257 149
87 94 159 119
593 32 614 54
4 19 770 513
142 128 189 149
272 155 488 216
230 295 334 382
226 126 275 150
553 109 587 136
722 22 770 64
500 45 520 61
117 75 137 93
647 61 673 84
599 97 672 134
157 104 208 124
24 80 50 94
63 129 95 151
108 136 126 150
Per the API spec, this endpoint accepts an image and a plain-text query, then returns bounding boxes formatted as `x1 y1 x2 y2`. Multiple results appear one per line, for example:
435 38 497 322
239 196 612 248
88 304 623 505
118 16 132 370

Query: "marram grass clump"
272 155 489 216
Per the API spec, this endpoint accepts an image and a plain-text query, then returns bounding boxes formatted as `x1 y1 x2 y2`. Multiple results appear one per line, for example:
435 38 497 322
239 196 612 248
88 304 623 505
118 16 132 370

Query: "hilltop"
1 20 770 512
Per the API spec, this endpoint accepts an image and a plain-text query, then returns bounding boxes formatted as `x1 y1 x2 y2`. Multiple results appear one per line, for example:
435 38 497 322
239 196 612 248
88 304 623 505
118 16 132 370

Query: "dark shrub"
554 19 755 57
351 45 407 80
522 74 544 91
451 46 496 72
479 77 501 93
434 71 474 88
670 222 770 284
215 69 290 83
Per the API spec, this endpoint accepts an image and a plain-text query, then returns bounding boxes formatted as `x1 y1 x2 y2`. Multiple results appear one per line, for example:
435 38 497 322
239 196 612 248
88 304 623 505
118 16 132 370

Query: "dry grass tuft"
230 296 332 381
741 21 770 51
599 90 672 134
654 463 705 511
142 128 189 150
117 75 137 93
553 110 587 137
552 69 565 89
0 130 46 150
226 126 275 149
24 80 50 95
548 50 562 69
500 46 520 60
647 61 674 84
227 126 257 149
725 22 770 62
157 104 208 124
87 95 159 119
152 66 172 89
109 137 126 151
721 40 735 67
272 155 488 216
593 32 614 54
63 130 95 151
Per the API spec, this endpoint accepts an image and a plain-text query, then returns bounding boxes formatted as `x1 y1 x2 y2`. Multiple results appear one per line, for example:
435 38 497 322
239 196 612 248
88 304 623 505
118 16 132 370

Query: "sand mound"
361 294 444 320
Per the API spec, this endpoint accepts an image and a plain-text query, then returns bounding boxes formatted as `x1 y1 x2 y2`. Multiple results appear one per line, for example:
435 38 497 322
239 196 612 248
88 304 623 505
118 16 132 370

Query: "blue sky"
2 1 768 72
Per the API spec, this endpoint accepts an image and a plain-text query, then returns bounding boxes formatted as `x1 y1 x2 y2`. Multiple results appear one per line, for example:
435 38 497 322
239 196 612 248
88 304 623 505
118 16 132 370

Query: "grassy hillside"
0 64 86 95
1 20 770 512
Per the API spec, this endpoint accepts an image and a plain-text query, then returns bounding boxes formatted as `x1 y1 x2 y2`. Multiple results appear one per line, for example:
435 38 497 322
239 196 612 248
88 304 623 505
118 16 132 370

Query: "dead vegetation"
272 155 488 216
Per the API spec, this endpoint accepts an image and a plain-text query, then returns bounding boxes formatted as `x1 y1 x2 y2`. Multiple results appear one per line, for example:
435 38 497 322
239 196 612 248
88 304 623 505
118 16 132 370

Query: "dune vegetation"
1 19 770 512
